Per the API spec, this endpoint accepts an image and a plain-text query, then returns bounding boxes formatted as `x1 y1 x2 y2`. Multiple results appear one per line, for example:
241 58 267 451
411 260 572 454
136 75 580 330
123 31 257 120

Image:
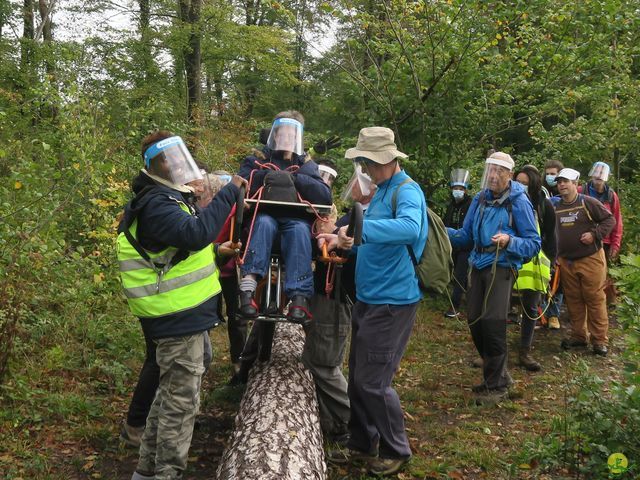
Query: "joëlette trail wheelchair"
229 183 363 363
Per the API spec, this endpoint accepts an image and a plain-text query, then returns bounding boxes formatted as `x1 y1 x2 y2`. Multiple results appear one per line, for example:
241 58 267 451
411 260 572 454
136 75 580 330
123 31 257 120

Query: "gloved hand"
312 135 342 155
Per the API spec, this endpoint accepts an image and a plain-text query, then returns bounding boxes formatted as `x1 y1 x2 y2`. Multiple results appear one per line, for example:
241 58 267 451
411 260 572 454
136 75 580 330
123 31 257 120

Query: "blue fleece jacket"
355 170 428 305
447 180 541 271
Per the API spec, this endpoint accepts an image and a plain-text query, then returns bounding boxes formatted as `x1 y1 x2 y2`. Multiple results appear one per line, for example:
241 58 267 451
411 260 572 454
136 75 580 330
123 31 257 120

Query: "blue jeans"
544 292 563 318
241 213 314 298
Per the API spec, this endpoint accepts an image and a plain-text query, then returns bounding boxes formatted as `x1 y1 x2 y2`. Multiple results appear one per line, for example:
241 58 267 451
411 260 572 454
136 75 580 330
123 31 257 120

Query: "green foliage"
521 254 640 478
522 367 640 479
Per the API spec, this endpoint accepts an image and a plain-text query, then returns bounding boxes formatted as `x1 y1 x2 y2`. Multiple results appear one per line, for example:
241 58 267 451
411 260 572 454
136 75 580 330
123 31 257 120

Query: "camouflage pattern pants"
137 332 207 480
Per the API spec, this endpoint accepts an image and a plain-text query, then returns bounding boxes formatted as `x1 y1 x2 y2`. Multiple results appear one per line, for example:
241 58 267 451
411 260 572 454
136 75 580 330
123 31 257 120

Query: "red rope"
237 186 264 266
325 262 336 297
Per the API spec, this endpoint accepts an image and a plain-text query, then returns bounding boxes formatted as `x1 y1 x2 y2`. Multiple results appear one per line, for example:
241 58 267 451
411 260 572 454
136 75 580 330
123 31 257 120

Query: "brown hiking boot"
518 346 541 371
547 316 561 329
474 387 509 406
368 456 411 476
326 447 377 465
120 422 144 448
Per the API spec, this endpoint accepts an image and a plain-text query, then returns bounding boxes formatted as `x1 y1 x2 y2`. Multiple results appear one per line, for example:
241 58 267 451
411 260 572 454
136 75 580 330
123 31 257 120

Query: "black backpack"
262 170 298 203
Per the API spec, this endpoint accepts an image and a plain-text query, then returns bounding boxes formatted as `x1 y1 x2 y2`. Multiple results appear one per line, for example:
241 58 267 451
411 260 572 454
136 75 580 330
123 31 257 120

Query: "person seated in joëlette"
236 110 332 325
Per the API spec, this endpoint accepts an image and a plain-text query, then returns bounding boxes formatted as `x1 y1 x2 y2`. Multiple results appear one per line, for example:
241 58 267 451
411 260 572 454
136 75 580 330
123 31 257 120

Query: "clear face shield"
266 118 304 156
341 163 376 204
480 161 512 194
589 162 610 182
144 136 203 186
194 173 228 209
450 168 470 188
318 164 338 187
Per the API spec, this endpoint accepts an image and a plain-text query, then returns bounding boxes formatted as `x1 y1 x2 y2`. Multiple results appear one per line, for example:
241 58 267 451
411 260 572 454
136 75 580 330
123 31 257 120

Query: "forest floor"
0 299 623 480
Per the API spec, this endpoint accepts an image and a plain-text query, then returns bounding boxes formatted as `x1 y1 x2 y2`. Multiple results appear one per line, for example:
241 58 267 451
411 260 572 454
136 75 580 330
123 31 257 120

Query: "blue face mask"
452 189 465 201
546 174 557 187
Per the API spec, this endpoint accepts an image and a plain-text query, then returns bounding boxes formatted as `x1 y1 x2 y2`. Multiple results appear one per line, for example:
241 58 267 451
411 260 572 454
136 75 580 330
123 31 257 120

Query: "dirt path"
0 302 623 479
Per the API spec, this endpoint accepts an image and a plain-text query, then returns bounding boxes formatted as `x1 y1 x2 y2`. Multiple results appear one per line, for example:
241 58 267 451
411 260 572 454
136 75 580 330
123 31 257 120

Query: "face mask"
546 174 557 187
521 184 528 194
452 190 465 201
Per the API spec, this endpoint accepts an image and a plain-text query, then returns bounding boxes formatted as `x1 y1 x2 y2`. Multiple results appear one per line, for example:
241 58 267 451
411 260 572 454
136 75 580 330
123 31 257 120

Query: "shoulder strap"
580 194 594 223
391 178 414 216
391 178 421 266
121 188 190 270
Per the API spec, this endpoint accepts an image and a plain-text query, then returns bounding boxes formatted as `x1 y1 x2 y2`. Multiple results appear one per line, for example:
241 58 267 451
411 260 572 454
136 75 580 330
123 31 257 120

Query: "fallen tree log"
216 322 326 480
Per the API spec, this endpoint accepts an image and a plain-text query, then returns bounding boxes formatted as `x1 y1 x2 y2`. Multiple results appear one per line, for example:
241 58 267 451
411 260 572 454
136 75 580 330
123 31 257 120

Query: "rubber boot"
518 346 541 372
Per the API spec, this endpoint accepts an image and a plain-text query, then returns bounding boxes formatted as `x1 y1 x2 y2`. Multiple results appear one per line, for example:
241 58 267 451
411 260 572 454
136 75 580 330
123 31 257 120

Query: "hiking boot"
239 290 258 318
326 431 350 447
518 347 541 372
471 382 487 393
471 357 483 369
548 316 561 330
326 447 377 465
560 338 588 350
593 344 608 356
131 471 155 480
287 295 312 326
444 309 458 318
474 387 509 406
368 456 411 476
120 422 144 448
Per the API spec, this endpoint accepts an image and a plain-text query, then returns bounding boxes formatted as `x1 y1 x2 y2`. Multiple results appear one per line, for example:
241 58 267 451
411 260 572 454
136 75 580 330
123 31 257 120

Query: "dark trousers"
127 331 159 428
451 249 470 308
302 294 351 436
217 275 247 364
520 289 541 348
347 301 417 459
467 267 515 390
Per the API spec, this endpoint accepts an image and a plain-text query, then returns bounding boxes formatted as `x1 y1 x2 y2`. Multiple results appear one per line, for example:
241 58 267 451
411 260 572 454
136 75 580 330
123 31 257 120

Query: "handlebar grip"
232 185 246 244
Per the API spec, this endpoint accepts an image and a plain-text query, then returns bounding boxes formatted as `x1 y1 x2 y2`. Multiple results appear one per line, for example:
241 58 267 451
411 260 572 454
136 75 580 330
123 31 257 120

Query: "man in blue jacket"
237 110 332 324
318 127 427 477
117 131 246 480
448 151 541 406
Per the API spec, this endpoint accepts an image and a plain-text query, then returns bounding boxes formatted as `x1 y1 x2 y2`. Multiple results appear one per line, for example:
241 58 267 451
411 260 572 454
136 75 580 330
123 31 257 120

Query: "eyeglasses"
354 156 375 166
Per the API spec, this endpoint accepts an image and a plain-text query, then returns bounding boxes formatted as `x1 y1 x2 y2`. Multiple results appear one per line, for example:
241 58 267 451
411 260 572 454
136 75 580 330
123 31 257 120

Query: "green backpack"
392 179 453 295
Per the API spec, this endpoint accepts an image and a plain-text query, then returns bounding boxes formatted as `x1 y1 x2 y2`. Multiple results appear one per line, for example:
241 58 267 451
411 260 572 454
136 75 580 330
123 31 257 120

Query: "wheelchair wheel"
347 202 363 245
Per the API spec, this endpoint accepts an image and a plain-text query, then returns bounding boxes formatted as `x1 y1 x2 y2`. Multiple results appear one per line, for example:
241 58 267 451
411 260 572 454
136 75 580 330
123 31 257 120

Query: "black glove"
312 135 342 155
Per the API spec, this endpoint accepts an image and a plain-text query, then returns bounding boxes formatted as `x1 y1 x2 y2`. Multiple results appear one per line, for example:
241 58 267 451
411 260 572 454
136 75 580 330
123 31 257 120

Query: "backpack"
262 170 298 203
392 179 453 294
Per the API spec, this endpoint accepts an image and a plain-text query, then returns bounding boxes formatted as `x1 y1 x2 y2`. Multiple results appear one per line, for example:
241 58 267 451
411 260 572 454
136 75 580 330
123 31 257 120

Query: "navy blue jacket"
118 172 239 340
238 148 332 205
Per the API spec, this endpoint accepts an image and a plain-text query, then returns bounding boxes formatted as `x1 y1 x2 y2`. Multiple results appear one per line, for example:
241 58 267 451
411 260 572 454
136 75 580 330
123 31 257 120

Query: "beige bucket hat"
345 127 408 165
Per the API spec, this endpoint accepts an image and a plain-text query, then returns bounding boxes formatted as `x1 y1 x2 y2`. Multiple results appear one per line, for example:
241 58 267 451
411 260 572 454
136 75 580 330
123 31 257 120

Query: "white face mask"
452 189 465 201
522 184 529 194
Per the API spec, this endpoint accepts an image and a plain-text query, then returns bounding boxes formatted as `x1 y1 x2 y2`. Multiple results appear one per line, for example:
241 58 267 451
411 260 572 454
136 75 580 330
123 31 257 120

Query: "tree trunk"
179 0 202 125
138 0 155 83
216 323 326 480
21 0 34 67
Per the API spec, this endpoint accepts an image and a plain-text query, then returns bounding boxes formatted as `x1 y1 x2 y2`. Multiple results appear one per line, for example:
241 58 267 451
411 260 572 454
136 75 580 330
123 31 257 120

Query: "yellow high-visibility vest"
514 212 551 293
116 201 220 318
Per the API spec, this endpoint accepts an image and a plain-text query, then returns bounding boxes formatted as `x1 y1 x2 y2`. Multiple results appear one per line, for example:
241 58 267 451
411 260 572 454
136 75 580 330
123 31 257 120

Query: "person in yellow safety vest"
513 165 557 371
117 130 246 480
